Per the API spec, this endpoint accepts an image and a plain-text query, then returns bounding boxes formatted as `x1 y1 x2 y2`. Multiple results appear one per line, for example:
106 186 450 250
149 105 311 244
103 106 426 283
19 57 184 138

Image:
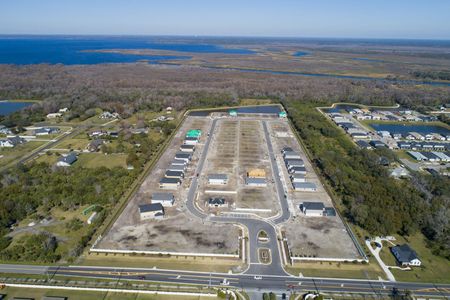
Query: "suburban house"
247 169 266 178
56 152 78 167
245 177 267 187
87 139 105 152
0 136 25 148
208 197 227 207
159 177 181 189
164 170 184 179
139 203 165 220
369 140 386 148
290 174 306 183
391 244 422 266
180 144 195 153
171 159 187 166
167 164 186 172
34 127 60 136
293 182 317 192
175 152 192 162
207 174 228 185
289 166 307 175
283 151 301 160
300 202 325 216
285 159 304 168
281 146 293 154
151 192 175 207
99 111 120 119
46 112 63 118
184 136 199 145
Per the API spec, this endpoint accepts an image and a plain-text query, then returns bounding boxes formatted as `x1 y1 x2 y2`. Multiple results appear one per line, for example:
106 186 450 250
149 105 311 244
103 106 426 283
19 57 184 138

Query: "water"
188 105 282 116
368 123 450 136
293 51 310 57
0 101 33 116
0 36 253 65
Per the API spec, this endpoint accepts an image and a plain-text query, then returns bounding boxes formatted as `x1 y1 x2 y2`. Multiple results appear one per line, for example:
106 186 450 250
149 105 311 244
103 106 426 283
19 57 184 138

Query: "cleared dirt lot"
267 120 360 259
98 116 240 255
198 118 279 216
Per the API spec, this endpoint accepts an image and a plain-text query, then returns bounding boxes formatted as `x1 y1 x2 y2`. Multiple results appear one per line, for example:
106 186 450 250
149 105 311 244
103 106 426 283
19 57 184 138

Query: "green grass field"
286 259 385 280
77 153 128 168
0 286 216 300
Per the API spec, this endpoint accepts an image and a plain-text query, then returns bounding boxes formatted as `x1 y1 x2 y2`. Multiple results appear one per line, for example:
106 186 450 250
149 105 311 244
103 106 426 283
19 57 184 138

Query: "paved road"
261 120 290 224
0 264 449 298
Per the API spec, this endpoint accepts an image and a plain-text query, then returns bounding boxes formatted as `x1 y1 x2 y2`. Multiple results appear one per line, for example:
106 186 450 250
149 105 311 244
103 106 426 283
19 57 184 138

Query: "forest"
1 63 449 130
284 100 449 259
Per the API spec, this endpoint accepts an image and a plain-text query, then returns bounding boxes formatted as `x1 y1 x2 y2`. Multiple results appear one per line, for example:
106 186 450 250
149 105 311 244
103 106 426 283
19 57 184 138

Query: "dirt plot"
268 120 360 259
98 116 240 255
198 118 279 215
99 210 240 254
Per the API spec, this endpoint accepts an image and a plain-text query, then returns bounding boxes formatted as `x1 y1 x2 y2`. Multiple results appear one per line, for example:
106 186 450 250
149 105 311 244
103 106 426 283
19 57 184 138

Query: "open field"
98 116 241 257
82 252 243 273
77 153 128 169
0 286 216 300
286 259 385 280
267 120 360 260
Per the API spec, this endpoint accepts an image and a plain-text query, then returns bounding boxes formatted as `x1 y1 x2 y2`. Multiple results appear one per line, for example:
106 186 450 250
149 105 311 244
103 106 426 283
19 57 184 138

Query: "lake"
188 105 282 116
0 101 33 116
0 36 253 65
293 51 310 57
368 123 450 136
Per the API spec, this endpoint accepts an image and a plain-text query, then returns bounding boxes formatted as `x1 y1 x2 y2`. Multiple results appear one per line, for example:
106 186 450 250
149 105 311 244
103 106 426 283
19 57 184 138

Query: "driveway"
365 237 396 282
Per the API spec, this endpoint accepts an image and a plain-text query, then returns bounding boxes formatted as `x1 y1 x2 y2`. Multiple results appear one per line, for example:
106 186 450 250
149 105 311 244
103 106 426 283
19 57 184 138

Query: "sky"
1 0 450 39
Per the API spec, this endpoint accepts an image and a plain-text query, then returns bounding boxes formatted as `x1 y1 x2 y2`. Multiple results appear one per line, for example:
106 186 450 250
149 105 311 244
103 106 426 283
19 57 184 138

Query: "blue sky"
1 0 449 39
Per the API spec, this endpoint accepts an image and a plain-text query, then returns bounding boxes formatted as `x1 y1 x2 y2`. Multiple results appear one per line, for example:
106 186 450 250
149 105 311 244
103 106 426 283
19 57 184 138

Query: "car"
137 275 145 280
254 276 262 280
220 278 229 286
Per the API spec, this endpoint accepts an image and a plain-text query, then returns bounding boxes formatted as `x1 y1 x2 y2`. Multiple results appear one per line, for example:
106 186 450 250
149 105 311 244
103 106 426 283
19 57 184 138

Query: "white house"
46 113 63 119
391 244 421 267
300 202 325 216
151 192 175 207
208 174 228 185
139 203 164 220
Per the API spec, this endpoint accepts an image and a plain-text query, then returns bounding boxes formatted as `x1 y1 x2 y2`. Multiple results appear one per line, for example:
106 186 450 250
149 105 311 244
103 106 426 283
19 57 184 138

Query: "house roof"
301 202 325 211
208 197 226 205
294 182 317 189
152 193 174 201
245 177 266 185
89 139 105 148
58 153 77 164
208 174 228 180
282 147 293 153
159 177 181 184
175 152 192 158
391 244 419 263
180 144 195 149
165 170 184 177
139 203 164 213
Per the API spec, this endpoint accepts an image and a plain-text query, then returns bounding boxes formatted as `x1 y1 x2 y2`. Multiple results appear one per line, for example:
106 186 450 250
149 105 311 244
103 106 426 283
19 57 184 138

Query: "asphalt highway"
0 264 449 298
